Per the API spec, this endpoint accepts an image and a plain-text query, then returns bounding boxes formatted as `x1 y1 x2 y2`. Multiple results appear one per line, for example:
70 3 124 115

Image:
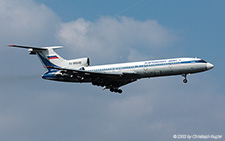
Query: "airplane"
9 45 214 93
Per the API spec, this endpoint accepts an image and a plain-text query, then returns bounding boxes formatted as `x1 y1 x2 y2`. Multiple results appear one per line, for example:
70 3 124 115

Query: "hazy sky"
0 0 224 140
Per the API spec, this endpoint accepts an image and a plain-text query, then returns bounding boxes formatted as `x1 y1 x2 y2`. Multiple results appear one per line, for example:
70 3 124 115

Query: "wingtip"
8 44 15 47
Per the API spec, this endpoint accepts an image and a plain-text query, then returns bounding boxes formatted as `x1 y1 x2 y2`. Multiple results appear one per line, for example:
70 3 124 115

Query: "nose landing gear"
183 78 188 83
182 74 188 83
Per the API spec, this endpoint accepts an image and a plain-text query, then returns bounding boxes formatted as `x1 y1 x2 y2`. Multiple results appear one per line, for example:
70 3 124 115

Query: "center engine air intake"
68 57 90 67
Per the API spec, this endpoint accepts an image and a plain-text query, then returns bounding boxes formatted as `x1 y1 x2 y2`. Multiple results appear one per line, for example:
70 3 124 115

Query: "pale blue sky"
35 0 225 87
0 0 224 140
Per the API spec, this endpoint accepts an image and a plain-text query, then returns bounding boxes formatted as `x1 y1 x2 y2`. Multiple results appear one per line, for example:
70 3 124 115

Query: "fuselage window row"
91 60 206 72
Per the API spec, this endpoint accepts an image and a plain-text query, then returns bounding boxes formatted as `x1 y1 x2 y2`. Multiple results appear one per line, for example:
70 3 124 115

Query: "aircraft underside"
42 64 210 94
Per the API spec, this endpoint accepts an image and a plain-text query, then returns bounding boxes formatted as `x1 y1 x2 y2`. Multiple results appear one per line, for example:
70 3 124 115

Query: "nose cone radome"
206 63 214 70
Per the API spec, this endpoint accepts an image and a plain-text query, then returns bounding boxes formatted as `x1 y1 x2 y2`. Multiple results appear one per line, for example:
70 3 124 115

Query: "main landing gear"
182 74 188 83
92 82 123 94
110 88 123 94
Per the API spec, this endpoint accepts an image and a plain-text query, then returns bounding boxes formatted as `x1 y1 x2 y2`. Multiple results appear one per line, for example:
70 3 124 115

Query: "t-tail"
9 45 67 70
9 45 90 71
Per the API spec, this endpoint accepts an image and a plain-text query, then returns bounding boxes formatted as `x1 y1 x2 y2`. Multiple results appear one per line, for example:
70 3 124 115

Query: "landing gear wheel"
109 88 123 94
110 88 114 92
118 89 122 94
182 74 188 83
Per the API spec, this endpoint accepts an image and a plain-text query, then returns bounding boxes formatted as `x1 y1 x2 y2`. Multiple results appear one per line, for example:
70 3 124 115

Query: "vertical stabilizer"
9 45 67 70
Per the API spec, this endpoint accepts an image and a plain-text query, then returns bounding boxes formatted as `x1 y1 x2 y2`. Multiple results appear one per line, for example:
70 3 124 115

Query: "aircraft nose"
206 62 214 70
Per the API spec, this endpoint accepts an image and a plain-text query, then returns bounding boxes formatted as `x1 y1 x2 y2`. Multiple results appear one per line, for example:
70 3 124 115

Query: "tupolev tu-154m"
9 45 214 93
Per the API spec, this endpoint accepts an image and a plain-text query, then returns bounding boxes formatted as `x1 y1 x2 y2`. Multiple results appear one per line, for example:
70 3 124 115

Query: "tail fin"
9 45 67 70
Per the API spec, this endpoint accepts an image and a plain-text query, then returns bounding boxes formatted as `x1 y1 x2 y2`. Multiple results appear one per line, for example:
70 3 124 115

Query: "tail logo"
48 55 59 59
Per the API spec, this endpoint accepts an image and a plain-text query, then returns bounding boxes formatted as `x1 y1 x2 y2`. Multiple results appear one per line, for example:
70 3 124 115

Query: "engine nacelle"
68 57 90 67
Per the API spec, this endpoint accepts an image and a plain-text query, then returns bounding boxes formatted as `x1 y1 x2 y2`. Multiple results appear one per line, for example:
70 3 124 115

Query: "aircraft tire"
183 79 188 83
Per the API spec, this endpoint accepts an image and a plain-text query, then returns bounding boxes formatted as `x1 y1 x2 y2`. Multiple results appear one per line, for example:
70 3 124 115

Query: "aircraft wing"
50 67 139 88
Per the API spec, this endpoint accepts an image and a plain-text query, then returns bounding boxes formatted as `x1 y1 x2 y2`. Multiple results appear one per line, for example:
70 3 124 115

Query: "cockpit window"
198 60 207 63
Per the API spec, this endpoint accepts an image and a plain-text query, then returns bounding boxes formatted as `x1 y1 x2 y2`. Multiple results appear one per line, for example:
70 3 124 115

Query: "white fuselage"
42 57 214 84
84 57 213 78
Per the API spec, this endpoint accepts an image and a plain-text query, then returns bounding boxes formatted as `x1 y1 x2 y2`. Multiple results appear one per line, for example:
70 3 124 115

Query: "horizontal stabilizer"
8 45 63 50
9 45 46 50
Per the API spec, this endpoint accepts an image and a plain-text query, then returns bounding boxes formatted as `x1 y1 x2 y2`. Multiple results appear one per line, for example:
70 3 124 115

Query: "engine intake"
68 57 90 67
